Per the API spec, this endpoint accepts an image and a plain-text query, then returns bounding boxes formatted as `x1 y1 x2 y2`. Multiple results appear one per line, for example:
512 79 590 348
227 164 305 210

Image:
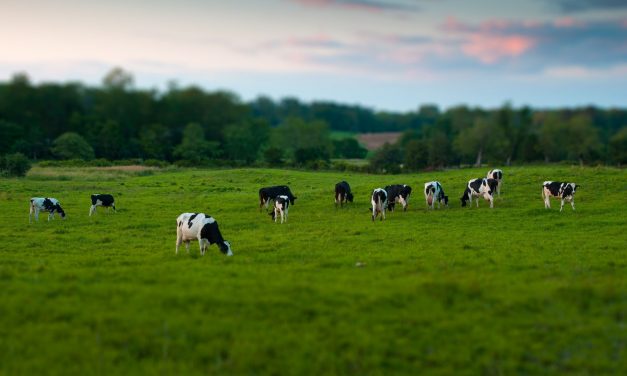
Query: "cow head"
219 240 233 256
56 204 66 219
289 196 297 205
347 192 354 202
461 189 470 207
442 195 449 206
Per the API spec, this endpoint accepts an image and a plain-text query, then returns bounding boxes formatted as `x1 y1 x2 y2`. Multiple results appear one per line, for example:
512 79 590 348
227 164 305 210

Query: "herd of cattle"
27 169 580 257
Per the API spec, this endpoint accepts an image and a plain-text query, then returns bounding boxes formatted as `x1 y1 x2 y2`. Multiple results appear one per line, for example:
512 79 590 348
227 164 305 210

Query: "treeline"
1 69 626 172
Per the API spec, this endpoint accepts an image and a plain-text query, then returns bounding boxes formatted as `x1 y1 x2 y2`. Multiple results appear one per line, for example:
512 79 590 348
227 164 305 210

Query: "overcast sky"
1 0 626 111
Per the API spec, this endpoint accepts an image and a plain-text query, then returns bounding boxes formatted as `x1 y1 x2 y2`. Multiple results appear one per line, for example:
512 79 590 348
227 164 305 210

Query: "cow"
487 169 504 196
335 181 354 207
259 185 297 211
268 195 290 223
29 197 66 223
424 181 449 209
175 213 233 256
542 181 579 211
371 188 388 221
460 178 499 208
89 194 116 216
385 184 412 212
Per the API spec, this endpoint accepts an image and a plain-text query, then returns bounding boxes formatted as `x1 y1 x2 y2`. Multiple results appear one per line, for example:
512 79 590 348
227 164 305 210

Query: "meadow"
0 165 625 375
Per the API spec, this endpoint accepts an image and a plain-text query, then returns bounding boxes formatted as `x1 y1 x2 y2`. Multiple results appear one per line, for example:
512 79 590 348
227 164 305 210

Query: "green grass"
0 165 625 375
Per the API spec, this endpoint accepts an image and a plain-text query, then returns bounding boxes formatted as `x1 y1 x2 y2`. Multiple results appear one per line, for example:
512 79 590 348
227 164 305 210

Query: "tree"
173 123 220 163
404 139 428 171
103 67 134 91
369 143 403 173
271 118 333 161
564 114 601 165
1 152 31 177
51 132 95 160
332 138 367 159
454 117 509 166
609 127 627 165
223 119 270 163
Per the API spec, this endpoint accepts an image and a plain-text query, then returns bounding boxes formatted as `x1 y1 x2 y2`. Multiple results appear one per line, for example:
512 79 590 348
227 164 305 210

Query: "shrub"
51 132 95 160
1 152 32 177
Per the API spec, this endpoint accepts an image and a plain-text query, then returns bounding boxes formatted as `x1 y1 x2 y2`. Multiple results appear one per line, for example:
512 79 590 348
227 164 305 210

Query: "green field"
0 165 625 374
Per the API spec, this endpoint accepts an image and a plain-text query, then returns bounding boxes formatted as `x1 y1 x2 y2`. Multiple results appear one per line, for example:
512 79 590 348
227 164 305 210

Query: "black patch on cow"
544 182 562 197
200 220 225 250
188 213 199 228
178 221 182 228
461 188 471 207
486 179 498 195
385 184 411 211
468 179 482 193
42 198 55 211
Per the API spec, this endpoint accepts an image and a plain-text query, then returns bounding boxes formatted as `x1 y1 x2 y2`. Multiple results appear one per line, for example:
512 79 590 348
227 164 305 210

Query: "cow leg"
185 241 190 253
571 200 575 211
29 205 34 223
560 198 565 212
35 208 40 221
497 181 502 196
381 208 385 221
89 205 96 216
476 197 479 208
48 211 53 221
176 235 182 254
489 197 494 208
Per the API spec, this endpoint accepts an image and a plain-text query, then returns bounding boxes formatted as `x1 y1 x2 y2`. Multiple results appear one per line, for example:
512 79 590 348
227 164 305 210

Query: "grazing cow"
460 178 499 208
89 194 116 216
424 181 449 209
268 195 290 223
335 181 354 207
259 185 297 211
176 213 233 256
371 188 388 221
29 197 66 223
542 181 579 211
487 169 504 196
385 184 412 211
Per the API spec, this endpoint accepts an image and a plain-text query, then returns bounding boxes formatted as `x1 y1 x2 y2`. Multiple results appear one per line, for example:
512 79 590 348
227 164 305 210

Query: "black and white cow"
268 195 290 223
335 181 354 207
424 181 449 209
259 185 297 211
460 178 499 208
371 188 388 221
542 181 579 211
175 213 233 256
29 197 66 222
385 184 412 211
89 194 116 216
487 169 504 196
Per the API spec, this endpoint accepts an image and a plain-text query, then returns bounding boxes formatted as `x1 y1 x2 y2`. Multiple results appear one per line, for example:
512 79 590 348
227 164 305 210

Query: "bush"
51 132 95 160
1 152 32 177
143 159 169 168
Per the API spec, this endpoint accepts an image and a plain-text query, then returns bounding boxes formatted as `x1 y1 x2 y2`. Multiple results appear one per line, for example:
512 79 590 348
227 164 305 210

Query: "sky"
1 0 626 111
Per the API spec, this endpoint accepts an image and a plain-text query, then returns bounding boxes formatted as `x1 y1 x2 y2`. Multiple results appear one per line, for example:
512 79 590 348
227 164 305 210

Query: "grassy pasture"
0 165 625 375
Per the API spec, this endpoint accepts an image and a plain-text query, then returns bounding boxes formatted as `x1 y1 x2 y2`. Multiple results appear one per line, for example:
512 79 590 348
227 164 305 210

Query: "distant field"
0 166 625 374
357 132 403 150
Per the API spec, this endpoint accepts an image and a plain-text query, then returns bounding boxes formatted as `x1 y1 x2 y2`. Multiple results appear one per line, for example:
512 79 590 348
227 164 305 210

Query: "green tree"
404 139 428 171
609 127 627 165
332 138 367 159
369 143 403 173
223 119 270 163
51 132 95 160
271 118 333 161
173 123 220 163
564 114 601 165
454 117 508 166
1 152 31 177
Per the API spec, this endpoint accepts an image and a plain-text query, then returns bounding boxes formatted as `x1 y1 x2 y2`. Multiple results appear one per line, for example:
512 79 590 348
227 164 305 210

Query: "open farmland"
0 165 625 374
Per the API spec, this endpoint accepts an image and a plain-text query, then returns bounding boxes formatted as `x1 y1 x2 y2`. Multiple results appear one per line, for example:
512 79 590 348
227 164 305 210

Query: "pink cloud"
554 17 585 28
463 34 535 64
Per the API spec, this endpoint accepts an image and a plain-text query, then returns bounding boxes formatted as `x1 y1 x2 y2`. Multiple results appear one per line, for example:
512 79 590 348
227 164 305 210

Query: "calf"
29 197 66 222
542 181 578 211
176 213 233 256
487 169 504 196
268 195 290 223
259 185 297 211
371 188 388 221
335 181 354 207
89 194 116 216
424 181 449 209
460 178 498 208
385 184 412 211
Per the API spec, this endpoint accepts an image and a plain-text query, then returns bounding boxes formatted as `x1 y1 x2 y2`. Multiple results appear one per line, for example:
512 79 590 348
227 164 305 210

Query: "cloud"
287 0 420 13
552 0 627 13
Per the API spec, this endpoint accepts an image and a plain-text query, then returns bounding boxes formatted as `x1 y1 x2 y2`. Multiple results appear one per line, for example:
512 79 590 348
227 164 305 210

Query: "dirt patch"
357 132 402 150
95 165 158 171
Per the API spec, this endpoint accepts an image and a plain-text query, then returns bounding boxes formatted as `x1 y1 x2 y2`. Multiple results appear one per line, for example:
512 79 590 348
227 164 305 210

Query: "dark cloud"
553 0 627 13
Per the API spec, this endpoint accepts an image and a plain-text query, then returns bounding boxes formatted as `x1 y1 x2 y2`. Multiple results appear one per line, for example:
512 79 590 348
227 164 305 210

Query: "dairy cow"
460 178 499 208
29 197 66 222
176 213 233 256
268 195 290 223
542 181 578 211
89 194 116 216
371 188 388 221
334 181 353 207
487 169 504 196
424 181 448 209
385 184 412 212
